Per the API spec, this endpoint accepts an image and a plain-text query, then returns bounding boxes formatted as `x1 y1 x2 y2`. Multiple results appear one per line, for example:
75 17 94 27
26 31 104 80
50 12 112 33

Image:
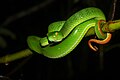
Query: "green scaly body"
27 7 106 58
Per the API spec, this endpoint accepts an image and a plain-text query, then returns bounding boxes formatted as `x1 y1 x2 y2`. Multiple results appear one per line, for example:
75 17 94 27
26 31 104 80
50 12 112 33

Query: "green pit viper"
27 7 112 58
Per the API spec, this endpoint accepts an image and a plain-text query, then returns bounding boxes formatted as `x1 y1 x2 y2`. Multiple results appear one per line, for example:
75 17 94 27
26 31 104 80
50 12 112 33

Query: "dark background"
0 0 120 80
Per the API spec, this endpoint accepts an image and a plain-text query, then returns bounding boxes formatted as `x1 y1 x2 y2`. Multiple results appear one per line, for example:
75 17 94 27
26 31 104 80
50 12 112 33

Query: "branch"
85 19 120 37
0 19 120 63
0 49 32 63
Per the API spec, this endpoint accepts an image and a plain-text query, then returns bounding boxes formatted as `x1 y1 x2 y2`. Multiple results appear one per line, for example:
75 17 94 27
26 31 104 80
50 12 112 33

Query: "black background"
0 0 120 80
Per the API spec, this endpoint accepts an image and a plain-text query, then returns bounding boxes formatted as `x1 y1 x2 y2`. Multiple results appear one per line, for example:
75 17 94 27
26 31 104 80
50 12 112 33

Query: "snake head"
47 31 63 42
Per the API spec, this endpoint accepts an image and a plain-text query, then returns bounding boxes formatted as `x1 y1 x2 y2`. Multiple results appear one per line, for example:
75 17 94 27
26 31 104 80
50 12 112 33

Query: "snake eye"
55 32 58 35
48 31 63 42
53 32 58 38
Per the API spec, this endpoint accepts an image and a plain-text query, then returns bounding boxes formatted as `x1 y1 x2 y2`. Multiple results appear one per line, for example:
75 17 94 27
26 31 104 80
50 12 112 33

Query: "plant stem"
0 19 120 63
0 49 32 63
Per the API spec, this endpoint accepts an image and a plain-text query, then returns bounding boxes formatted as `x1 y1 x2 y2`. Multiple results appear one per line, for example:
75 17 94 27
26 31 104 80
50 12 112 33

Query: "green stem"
86 19 120 36
102 20 120 32
0 49 32 63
